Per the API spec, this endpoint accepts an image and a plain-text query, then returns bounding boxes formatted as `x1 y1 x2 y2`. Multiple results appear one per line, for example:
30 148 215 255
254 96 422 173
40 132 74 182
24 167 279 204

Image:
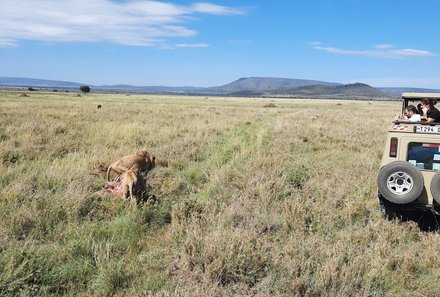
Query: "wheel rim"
386 171 414 195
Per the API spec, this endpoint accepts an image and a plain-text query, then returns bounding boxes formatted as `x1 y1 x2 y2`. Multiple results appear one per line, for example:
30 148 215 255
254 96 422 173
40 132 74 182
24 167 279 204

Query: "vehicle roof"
401 92 440 100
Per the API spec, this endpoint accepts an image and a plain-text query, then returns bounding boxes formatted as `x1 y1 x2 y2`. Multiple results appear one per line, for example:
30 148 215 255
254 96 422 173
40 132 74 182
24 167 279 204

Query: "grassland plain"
0 91 439 296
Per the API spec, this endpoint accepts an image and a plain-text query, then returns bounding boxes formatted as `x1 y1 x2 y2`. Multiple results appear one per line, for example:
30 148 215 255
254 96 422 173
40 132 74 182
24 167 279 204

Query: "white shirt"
408 114 421 122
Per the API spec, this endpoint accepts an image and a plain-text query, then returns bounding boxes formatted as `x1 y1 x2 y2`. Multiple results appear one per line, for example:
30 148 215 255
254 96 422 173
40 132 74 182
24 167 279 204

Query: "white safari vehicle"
378 92 440 219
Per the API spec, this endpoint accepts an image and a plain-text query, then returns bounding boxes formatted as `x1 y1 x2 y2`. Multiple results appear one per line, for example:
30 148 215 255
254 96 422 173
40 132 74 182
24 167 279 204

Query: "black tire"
430 171 440 204
377 161 424 204
378 197 401 220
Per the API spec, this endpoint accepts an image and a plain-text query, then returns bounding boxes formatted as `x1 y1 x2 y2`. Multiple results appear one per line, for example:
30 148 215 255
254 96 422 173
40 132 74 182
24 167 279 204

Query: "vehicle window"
408 142 440 170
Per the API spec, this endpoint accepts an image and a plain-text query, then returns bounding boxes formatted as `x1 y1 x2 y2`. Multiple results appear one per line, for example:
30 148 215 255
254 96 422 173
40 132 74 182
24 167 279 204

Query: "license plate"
415 126 440 133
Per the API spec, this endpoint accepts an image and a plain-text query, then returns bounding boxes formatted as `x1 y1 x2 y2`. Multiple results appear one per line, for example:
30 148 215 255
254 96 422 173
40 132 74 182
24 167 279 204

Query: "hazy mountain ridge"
378 87 440 96
208 77 341 93
0 77 84 88
230 83 394 100
285 83 392 99
0 77 206 93
1 76 438 99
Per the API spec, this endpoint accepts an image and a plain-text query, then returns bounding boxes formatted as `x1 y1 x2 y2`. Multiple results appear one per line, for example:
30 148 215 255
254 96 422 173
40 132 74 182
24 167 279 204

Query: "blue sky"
0 0 439 88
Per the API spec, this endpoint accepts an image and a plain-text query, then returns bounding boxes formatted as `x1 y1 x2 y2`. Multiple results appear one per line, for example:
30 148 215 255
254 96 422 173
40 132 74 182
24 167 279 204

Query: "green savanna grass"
1 90 439 296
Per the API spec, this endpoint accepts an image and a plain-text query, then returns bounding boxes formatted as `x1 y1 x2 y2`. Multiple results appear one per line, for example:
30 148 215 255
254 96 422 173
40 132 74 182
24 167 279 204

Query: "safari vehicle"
377 92 440 219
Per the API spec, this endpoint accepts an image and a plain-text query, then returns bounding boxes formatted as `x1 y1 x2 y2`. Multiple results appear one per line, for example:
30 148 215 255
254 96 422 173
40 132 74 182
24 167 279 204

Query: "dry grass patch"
2 91 439 296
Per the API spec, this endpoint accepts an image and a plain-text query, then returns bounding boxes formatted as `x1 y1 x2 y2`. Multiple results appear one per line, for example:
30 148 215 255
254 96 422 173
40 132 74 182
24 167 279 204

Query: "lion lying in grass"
106 149 156 181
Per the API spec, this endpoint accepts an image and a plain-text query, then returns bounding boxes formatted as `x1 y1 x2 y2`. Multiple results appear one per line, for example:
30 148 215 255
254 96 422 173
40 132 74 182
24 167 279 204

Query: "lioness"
120 163 147 205
106 149 156 181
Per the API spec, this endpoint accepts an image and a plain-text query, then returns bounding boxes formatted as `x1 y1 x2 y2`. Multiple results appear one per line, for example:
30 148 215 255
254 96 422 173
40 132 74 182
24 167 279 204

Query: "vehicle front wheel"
377 161 424 204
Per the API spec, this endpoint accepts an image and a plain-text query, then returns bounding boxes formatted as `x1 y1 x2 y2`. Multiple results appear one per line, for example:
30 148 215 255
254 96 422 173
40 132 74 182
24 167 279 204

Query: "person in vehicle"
420 98 440 122
404 105 421 122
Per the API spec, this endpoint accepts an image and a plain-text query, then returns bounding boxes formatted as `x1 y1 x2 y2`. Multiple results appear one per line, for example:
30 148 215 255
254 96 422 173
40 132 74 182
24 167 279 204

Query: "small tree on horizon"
80 85 91 94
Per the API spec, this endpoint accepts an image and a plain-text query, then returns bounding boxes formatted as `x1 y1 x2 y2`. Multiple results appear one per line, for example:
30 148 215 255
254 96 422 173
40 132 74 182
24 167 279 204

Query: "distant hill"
231 82 394 100
209 77 341 93
0 76 343 95
97 84 206 93
0 77 204 93
0 77 84 88
379 87 440 96
0 76 430 100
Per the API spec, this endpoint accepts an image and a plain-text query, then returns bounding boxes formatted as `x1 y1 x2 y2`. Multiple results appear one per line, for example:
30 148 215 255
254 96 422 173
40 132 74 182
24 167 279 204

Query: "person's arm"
422 106 429 116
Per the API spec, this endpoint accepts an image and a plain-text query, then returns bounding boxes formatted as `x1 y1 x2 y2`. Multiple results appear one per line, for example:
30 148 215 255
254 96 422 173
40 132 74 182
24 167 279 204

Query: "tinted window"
408 142 440 170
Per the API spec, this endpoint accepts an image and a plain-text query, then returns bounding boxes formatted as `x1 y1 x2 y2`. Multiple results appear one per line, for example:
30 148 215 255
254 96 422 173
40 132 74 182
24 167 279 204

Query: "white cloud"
0 38 17 47
375 44 393 49
0 1 244 47
191 3 244 15
312 43 435 59
307 41 322 46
